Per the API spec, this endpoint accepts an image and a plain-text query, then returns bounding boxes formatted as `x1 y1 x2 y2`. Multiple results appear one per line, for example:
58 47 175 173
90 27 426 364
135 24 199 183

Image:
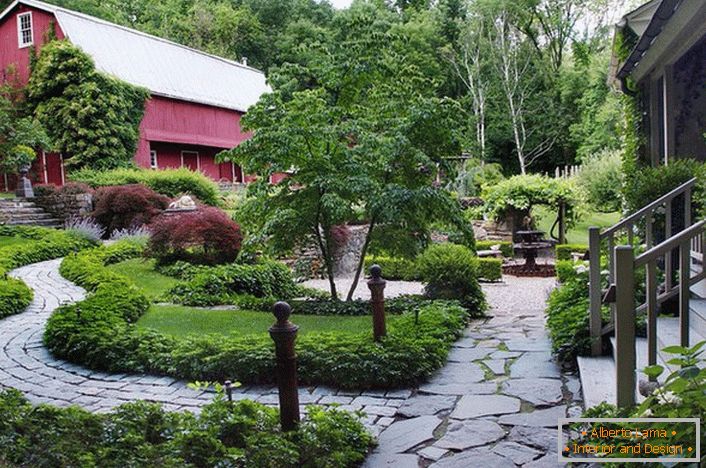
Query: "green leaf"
661 345 688 355
642 365 664 379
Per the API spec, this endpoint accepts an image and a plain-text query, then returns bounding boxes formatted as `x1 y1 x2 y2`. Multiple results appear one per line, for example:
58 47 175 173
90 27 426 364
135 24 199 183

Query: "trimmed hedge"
477 258 502 282
476 240 513 257
0 388 373 467
69 167 221 206
0 226 96 318
46 242 469 388
556 244 589 261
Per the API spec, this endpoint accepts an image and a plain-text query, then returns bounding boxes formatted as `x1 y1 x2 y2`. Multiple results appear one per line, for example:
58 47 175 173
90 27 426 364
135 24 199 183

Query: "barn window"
17 12 33 48
150 150 158 169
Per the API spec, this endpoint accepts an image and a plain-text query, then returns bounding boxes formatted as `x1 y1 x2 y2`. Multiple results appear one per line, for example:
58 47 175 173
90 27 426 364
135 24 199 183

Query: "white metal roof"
1 0 270 112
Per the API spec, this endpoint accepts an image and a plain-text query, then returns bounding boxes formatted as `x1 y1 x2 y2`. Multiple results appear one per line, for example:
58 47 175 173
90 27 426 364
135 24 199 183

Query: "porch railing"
588 178 698 356
612 221 706 407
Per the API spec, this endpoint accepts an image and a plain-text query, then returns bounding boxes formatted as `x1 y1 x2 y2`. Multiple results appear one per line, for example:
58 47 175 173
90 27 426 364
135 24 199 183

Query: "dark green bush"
70 167 221 206
166 260 301 306
556 244 589 261
364 256 418 281
555 260 581 283
0 389 373 467
0 226 95 318
477 258 502 282
46 243 468 388
416 243 486 315
476 240 513 257
623 158 705 213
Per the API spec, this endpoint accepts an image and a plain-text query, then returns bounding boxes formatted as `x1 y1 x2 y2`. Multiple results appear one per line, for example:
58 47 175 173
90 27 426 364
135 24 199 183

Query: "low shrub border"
477 258 502 282
364 253 502 283
0 388 374 467
556 244 589 261
0 226 96 318
46 242 469 388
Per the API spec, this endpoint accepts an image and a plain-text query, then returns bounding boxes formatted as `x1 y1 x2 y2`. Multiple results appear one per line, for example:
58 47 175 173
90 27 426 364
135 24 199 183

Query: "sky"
329 0 353 9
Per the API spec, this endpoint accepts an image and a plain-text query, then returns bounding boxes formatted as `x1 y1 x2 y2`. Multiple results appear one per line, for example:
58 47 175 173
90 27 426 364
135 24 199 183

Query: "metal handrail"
600 177 696 239
635 220 706 267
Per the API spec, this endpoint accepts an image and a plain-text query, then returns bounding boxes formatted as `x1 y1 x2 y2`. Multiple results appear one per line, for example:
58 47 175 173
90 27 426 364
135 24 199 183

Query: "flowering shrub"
148 207 242 265
93 184 169 236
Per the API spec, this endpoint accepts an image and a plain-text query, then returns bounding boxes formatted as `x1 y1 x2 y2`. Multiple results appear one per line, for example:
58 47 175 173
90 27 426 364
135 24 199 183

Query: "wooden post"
679 242 690 348
367 265 387 341
646 260 657 381
615 245 636 409
588 227 602 357
558 202 566 245
666 199 673 291
269 301 300 431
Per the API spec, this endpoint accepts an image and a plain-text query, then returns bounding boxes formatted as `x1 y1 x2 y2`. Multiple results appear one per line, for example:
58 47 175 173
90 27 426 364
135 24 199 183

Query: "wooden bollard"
269 301 300 431
367 265 387 341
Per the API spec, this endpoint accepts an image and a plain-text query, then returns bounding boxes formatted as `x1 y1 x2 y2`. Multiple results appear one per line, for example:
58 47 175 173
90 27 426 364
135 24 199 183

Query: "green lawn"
137 304 392 338
0 193 14 199
105 258 179 301
534 206 620 245
0 236 31 248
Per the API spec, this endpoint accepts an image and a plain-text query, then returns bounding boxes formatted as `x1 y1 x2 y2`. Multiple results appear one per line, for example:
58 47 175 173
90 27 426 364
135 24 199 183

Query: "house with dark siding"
0 0 271 190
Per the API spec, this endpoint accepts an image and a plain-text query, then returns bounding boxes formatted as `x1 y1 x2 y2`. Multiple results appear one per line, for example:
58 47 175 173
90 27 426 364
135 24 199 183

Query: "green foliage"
416 243 486 314
482 174 584 227
0 389 373 467
0 226 95 319
556 244 589 261
69 167 220 206
477 258 502 282
577 150 623 212
0 90 49 173
166 260 301 306
447 158 505 197
555 259 581 283
364 256 418 281
578 342 705 465
623 158 705 213
476 240 513 257
27 40 149 169
48 243 468 388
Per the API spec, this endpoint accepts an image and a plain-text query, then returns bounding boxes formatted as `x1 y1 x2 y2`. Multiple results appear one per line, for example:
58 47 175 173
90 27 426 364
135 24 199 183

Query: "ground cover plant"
0 226 96 319
0 388 374 467
46 241 469 388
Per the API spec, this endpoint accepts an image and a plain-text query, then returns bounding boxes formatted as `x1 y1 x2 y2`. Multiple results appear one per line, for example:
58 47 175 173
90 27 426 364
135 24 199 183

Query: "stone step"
4 218 62 228
5 212 54 220
577 355 616 408
609 336 670 385
690 298 706 339
656 317 706 368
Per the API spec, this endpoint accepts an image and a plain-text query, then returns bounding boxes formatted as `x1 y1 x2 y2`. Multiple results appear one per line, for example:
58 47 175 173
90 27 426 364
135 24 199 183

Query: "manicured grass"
105 258 179 301
0 236 31 248
137 304 393 338
534 206 620 245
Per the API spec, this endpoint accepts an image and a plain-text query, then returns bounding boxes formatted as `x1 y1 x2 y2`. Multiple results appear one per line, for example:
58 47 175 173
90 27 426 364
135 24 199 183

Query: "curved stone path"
4 260 583 466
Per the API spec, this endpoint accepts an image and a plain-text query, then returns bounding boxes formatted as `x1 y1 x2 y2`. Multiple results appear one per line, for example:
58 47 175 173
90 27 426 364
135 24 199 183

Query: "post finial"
370 264 382 279
273 301 292 324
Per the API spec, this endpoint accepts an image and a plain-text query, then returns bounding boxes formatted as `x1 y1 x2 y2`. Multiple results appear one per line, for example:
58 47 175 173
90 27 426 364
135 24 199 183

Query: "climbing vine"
26 40 149 170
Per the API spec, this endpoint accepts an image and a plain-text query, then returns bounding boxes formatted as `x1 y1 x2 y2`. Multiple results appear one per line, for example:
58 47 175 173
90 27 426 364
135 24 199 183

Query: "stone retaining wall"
34 193 93 223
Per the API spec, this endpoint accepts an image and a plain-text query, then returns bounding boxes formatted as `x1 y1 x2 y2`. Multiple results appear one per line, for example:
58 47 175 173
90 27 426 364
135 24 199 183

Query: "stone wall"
33 193 93 223
332 225 369 277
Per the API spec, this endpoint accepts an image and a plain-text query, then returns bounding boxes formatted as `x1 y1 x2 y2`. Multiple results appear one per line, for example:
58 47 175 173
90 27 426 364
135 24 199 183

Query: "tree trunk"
314 224 338 300
345 220 376 301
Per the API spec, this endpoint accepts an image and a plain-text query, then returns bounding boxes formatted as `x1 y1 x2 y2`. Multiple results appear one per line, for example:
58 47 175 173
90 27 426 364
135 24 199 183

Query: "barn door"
181 151 199 171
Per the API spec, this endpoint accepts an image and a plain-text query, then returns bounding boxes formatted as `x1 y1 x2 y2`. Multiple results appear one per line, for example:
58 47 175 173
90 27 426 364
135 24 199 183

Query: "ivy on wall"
26 41 149 169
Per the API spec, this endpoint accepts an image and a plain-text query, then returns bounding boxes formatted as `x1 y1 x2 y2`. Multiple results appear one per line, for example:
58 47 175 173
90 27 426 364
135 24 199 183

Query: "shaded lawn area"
105 258 179 301
534 206 620 245
0 236 32 248
137 304 393 338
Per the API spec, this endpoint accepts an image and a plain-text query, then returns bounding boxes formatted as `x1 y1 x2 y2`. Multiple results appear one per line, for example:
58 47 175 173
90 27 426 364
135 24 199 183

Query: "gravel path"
4 261 582 466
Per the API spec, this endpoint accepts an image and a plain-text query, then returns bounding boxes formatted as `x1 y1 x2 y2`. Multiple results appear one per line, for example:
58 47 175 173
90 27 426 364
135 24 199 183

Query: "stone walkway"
4 260 581 467
363 277 582 467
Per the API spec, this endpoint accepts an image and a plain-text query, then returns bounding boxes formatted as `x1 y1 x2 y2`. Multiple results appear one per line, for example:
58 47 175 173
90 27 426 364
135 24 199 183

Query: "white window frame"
17 12 33 48
180 150 200 170
149 150 158 169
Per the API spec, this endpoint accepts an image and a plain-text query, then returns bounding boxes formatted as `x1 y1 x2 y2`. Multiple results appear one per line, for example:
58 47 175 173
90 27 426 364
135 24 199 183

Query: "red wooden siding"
0 4 64 86
149 142 242 183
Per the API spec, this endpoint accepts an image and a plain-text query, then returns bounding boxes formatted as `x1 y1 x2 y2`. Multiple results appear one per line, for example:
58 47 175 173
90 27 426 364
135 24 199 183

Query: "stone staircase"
0 198 62 228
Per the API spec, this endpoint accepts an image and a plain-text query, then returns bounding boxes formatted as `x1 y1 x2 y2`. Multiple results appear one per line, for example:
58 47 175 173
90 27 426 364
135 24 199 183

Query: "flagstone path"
3 259 582 467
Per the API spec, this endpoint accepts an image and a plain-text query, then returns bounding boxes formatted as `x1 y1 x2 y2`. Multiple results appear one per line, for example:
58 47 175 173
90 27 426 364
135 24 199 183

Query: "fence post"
588 227 602 356
614 245 636 409
367 265 387 341
269 301 300 431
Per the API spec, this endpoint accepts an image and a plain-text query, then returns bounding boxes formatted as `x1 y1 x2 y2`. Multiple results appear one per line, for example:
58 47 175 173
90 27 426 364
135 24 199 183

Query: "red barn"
0 0 270 190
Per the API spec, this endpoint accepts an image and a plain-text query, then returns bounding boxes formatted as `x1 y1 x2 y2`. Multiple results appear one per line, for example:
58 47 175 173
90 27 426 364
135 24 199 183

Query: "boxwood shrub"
0 388 373 467
365 252 502 283
70 167 221 206
477 258 502 282
556 244 589 261
0 226 95 318
46 242 469 388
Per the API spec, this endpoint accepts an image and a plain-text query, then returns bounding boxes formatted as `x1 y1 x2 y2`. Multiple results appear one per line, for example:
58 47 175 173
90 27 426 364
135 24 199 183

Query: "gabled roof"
0 0 270 112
